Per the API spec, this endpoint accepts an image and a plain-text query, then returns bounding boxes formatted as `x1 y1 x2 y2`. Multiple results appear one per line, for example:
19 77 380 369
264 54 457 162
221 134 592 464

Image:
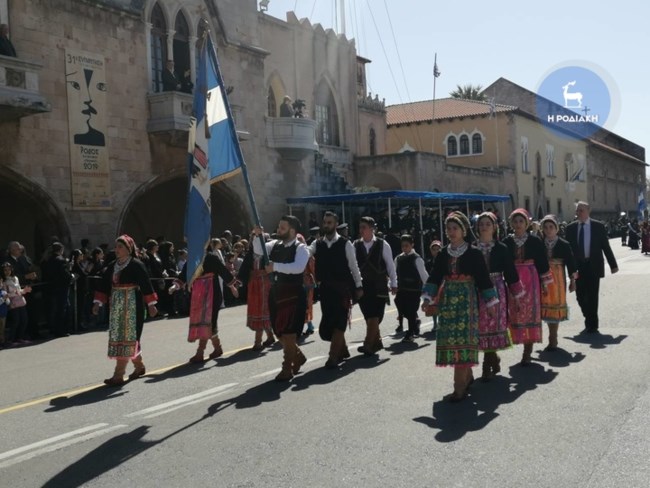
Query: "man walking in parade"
253 216 309 381
309 211 363 368
354 216 397 355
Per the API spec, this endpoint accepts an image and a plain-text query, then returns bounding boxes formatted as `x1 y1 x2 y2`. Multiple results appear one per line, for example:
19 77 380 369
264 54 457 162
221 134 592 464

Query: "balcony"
147 91 250 147
265 116 318 161
0 54 51 122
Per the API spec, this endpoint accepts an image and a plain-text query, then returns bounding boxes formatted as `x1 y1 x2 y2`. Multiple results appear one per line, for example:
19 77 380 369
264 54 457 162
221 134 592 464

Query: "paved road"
1 239 648 487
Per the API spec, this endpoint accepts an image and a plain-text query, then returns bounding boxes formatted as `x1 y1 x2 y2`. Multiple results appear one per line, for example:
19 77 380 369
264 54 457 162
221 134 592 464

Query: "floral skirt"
479 273 512 352
436 276 479 367
108 285 139 359
188 273 214 342
509 261 542 344
541 260 568 322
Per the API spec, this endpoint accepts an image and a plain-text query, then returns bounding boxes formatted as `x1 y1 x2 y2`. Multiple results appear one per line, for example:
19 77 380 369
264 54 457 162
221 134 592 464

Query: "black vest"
396 253 422 292
355 237 388 294
269 240 303 285
315 237 354 285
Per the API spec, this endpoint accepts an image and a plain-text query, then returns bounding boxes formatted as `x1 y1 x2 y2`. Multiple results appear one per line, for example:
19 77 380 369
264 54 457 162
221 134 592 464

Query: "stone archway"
0 167 71 259
119 175 251 245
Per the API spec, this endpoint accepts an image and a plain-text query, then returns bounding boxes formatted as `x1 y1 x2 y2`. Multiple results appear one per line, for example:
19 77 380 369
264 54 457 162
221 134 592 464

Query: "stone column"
189 35 197 84
144 22 153 92
167 29 176 63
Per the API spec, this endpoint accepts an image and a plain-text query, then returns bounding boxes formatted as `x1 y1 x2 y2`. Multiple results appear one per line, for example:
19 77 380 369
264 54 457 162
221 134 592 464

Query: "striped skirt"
247 270 272 331
478 273 512 352
541 259 568 322
188 273 214 342
508 260 542 344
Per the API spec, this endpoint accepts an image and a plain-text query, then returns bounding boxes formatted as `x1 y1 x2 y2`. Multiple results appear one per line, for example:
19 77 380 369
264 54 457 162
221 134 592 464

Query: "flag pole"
205 32 269 263
431 53 439 153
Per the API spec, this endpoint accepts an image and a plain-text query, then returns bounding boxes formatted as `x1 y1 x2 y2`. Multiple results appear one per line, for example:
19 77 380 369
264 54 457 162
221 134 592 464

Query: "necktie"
578 223 585 259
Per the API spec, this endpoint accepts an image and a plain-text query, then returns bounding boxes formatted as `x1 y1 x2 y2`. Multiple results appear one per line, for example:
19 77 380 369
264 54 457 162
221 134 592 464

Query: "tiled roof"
386 98 517 126
587 138 647 166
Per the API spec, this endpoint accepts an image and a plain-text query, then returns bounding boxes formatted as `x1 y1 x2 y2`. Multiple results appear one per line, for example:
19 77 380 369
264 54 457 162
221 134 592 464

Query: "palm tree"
449 84 487 101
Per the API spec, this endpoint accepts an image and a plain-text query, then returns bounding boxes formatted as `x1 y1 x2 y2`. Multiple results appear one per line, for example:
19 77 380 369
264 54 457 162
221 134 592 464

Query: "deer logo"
562 81 583 108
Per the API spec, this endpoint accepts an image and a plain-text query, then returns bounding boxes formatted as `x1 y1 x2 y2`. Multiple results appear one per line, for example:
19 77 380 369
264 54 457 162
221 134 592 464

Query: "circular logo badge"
536 63 619 140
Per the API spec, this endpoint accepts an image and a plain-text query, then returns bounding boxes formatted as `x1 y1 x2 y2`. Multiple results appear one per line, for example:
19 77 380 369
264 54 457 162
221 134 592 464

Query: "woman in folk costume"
184 246 240 363
297 233 316 337
474 212 525 381
540 215 577 351
503 209 553 365
239 236 276 351
422 211 499 402
92 235 158 386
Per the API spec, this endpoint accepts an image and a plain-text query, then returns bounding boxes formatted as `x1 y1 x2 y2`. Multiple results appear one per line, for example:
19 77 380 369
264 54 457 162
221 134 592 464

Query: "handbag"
9 294 27 309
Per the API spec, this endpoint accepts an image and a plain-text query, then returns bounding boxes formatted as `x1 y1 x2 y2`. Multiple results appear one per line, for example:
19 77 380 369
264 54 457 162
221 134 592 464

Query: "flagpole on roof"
431 53 440 154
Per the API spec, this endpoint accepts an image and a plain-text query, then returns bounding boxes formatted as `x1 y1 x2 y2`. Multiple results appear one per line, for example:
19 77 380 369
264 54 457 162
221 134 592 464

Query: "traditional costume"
303 255 316 335
503 209 553 365
185 252 237 363
422 212 498 402
311 232 362 368
540 215 577 351
94 235 158 386
240 248 275 351
354 230 397 355
394 248 428 342
473 212 524 380
254 235 310 381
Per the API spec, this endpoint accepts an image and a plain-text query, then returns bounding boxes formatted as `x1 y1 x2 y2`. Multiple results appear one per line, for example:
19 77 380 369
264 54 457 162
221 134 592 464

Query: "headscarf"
445 211 474 242
509 208 530 223
477 211 499 238
540 214 559 229
116 234 136 257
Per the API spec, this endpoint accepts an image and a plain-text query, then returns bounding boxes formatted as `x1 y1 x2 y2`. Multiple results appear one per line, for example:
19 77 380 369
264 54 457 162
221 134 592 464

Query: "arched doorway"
173 11 191 83
119 176 251 245
0 168 70 260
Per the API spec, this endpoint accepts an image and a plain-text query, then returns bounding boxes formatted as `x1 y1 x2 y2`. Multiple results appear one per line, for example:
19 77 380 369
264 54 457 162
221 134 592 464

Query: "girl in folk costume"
503 209 553 365
474 212 525 381
422 211 499 402
183 247 240 363
540 215 577 351
92 235 158 386
239 237 275 351
297 234 316 337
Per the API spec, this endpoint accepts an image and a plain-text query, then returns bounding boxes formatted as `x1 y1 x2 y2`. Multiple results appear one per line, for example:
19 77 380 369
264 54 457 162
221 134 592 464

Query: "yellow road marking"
0 308 396 415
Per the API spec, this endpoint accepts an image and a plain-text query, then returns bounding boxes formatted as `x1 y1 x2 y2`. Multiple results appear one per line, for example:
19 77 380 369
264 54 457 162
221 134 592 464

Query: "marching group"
87 200 618 403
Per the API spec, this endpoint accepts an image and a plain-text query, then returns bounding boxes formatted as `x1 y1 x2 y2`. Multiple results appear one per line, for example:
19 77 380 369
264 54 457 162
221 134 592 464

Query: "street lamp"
259 0 270 12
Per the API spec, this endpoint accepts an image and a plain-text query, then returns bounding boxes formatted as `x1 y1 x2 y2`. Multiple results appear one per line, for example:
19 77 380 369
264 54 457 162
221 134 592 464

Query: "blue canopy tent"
286 190 511 250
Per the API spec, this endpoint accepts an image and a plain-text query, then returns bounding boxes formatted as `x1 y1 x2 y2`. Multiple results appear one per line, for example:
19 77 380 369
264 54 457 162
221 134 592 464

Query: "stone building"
0 0 384 257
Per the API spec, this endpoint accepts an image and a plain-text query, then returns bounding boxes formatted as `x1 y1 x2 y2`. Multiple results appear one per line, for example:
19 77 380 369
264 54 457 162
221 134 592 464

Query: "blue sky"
265 0 650 167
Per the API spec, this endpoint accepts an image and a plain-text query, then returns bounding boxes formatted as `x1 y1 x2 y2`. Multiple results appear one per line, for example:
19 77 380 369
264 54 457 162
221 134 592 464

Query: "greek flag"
185 34 242 285
638 189 646 218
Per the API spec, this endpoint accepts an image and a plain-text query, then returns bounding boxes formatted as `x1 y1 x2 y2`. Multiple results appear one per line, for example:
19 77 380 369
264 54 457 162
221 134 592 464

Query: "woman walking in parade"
540 215 577 351
422 211 499 402
503 209 553 365
240 235 276 351
474 212 524 381
92 235 158 386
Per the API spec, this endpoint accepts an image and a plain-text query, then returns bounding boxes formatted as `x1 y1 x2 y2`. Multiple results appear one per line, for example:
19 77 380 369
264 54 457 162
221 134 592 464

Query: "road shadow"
385 340 431 356
203 379 293 416
215 347 275 367
535 347 586 368
290 354 390 391
45 387 128 413
565 332 628 350
413 363 558 442
144 361 213 384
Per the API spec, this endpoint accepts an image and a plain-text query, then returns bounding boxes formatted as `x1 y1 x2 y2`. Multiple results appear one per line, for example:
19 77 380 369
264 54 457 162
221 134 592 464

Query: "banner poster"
64 49 112 209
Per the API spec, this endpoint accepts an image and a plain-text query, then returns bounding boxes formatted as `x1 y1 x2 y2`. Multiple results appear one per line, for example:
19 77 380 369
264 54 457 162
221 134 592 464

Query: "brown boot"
293 347 307 374
189 339 208 363
129 356 146 380
521 342 533 365
104 359 128 386
275 334 296 381
545 323 559 351
252 330 264 351
208 336 223 359
492 353 501 375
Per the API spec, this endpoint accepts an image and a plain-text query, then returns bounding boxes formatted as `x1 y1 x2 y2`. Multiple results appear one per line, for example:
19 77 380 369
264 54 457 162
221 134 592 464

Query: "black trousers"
394 290 420 335
318 283 351 342
575 262 601 331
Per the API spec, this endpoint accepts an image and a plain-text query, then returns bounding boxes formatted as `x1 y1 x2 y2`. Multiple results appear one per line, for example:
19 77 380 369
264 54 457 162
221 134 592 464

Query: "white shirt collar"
323 232 340 243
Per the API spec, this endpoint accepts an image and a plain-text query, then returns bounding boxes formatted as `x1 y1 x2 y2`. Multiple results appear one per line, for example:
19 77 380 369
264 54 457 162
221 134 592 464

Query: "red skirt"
246 270 272 331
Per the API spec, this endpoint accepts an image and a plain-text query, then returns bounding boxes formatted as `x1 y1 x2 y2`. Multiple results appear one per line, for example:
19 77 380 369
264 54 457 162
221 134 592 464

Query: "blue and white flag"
185 35 242 285
638 189 646 218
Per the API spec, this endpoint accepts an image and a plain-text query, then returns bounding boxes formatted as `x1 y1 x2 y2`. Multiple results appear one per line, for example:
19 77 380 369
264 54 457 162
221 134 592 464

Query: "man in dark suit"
0 24 17 57
161 60 180 92
565 201 618 333
47 242 73 337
